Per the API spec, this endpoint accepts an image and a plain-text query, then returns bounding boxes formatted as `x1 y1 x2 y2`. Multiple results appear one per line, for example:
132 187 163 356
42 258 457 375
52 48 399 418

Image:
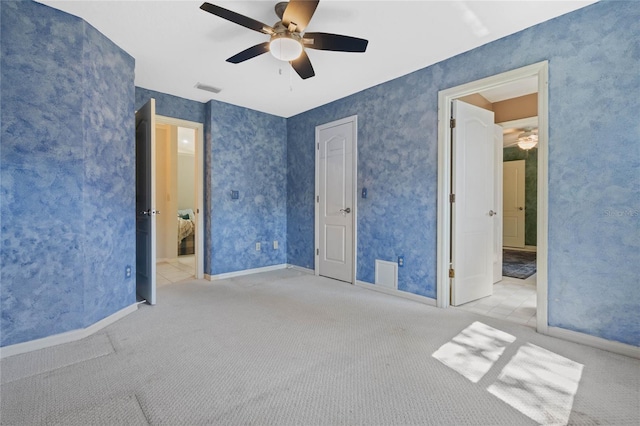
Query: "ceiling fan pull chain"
290 66 294 92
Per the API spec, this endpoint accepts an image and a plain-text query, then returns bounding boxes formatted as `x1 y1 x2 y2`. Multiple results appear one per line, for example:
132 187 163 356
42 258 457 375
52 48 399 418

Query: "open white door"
316 117 356 283
451 100 496 306
493 125 504 283
503 160 526 248
135 99 157 305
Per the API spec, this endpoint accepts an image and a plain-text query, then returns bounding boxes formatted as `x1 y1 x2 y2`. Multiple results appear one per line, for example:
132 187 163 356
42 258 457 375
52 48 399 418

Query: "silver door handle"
489 210 497 217
140 209 152 216
340 207 351 213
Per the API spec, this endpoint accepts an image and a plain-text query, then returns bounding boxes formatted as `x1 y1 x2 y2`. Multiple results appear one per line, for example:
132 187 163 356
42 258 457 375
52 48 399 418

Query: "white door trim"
436 61 549 334
155 115 205 280
315 115 358 284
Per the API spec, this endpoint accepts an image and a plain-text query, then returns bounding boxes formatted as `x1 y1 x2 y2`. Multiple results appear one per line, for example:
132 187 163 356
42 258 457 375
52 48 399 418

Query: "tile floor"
456 273 537 328
156 255 195 287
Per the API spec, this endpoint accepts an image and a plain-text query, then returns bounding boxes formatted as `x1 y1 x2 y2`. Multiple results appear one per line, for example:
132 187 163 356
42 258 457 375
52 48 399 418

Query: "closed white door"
503 160 526 248
493 125 504 283
135 99 157 305
451 100 496 306
317 118 355 283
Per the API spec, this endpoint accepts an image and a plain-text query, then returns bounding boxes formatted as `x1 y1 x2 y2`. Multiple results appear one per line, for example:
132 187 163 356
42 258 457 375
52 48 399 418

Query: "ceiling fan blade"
282 0 319 32
226 42 271 64
200 2 274 35
290 50 315 80
303 32 368 52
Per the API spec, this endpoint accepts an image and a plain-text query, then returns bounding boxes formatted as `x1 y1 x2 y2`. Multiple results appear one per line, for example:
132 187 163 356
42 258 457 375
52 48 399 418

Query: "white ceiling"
38 0 596 118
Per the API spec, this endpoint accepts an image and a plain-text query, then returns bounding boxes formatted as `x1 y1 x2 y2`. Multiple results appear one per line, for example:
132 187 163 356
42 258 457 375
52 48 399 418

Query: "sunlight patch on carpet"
432 321 516 383
488 343 583 426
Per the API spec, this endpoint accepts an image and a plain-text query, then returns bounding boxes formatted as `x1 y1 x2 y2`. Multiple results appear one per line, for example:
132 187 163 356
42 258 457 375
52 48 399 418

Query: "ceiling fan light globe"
517 136 538 150
269 36 303 61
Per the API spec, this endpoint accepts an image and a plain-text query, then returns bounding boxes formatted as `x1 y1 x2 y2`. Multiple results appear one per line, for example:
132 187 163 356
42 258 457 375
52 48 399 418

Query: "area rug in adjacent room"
502 249 536 279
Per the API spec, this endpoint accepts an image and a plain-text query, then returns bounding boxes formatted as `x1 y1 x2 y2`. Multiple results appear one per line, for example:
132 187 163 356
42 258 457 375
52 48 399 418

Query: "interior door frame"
314 115 358 284
155 115 205 280
436 61 549 334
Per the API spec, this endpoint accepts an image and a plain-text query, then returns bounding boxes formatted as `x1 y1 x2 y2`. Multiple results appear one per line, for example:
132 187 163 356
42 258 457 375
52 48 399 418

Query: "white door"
493 125 504 283
451 100 496 306
135 99 157 305
317 117 355 283
503 160 526 248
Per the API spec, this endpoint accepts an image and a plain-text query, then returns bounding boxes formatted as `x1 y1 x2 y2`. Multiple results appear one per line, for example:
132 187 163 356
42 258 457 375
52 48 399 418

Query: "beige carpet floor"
1 269 638 425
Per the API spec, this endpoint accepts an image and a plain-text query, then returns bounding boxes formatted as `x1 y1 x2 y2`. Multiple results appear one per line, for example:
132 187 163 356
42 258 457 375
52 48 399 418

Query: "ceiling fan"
504 128 539 150
200 0 369 79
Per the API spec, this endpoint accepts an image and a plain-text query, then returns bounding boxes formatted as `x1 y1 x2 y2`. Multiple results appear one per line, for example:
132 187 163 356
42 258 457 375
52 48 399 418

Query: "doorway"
437 61 548 334
155 116 204 286
315 116 358 283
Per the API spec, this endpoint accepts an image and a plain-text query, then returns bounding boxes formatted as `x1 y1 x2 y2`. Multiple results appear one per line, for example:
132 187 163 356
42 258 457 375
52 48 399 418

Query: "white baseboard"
356 280 437 307
545 326 640 359
0 303 138 359
207 263 288 280
287 265 315 275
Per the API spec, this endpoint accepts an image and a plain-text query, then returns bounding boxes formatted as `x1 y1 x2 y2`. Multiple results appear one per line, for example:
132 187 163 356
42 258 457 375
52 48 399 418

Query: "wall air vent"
195 82 221 94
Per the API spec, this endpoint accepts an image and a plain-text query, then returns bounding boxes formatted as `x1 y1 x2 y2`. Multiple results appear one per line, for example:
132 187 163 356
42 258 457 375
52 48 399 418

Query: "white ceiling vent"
195 82 221 94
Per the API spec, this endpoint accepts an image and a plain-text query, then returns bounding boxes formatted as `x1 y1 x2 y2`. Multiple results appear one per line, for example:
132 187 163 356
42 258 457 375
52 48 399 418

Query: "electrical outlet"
398 256 404 267
231 190 239 199
125 265 132 278
255 242 261 251
273 240 278 249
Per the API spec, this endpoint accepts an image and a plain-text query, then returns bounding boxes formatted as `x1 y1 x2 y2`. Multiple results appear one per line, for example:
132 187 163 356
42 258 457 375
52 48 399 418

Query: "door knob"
140 209 152 216
518 207 524 211
340 207 351 214
489 210 497 217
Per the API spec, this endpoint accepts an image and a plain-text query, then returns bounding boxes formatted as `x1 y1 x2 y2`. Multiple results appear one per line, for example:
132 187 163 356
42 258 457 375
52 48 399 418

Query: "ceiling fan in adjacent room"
199 0 369 79
504 128 539 151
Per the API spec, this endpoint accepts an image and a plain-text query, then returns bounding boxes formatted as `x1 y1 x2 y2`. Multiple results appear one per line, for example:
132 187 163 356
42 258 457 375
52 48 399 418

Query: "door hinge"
450 194 455 203
450 118 456 128
316 248 319 255
317 143 319 150
316 195 319 203
449 268 455 278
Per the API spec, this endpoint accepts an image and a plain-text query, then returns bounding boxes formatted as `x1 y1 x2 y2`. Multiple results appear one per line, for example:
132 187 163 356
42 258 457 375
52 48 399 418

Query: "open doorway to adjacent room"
437 62 548 332
456 90 538 327
154 117 204 286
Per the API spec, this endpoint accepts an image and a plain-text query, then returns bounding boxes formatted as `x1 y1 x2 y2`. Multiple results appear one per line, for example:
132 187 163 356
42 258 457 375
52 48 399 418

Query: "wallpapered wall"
207 102 288 275
1 1 135 346
288 0 639 345
503 148 538 246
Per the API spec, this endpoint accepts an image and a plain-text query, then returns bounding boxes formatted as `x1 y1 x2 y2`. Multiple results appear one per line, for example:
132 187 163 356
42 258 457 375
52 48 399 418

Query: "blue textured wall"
287 0 639 345
287 77 437 297
1 1 135 345
208 101 287 275
81 17 136 327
